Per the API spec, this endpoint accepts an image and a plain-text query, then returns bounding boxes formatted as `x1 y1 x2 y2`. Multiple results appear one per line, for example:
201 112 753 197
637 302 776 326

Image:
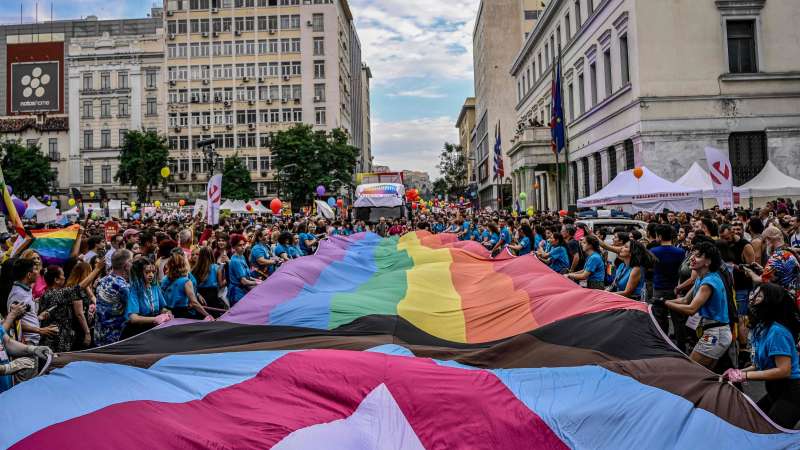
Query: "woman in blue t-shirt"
161 252 213 320
228 234 259 305
665 241 731 370
508 224 534 256
192 246 227 313
610 240 653 301
274 232 294 262
566 236 606 289
123 259 171 339
723 283 800 428
538 231 570 274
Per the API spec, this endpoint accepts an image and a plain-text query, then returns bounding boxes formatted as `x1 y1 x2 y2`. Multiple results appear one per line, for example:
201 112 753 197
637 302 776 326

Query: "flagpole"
560 49 572 208
551 56 563 210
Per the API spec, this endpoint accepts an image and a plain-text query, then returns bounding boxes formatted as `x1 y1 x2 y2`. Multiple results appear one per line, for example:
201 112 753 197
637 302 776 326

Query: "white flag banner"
207 174 223 225
705 146 734 209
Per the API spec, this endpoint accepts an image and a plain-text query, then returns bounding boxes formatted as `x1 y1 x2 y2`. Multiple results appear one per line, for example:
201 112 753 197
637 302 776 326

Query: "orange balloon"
178 199 186 206
534 182 540 190
633 167 644 179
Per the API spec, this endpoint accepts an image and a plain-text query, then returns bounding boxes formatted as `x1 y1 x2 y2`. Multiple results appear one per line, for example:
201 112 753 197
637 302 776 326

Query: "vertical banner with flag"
206 174 222 225
550 57 566 155
705 146 734 209
493 122 504 180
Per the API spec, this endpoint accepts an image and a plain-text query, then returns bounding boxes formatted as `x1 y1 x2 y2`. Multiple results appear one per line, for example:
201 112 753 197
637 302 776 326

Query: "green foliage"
431 178 448 198
436 142 467 197
221 153 255 200
0 140 56 198
115 130 170 202
272 124 359 208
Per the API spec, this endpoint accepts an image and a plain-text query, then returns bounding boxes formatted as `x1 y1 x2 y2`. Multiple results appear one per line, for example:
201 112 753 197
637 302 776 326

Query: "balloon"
89 191 95 199
411 202 418 210
633 167 644 179
12 198 26 218
270 198 282 214
179 199 186 206
316 185 326 197
559 210 568 217
255 200 261 205
130 201 136 207
336 198 344 208
246 204 253 212
51 201 57 209
131 206 137 212
534 182 540 190
327 197 336 207
154 200 162 208
68 198 76 207
527 207 534 217
519 192 527 201
47 201 52 206
160 166 171 178
43 194 50 201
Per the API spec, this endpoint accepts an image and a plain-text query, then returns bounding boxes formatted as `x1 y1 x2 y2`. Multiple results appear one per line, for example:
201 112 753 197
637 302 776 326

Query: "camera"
11 301 31 313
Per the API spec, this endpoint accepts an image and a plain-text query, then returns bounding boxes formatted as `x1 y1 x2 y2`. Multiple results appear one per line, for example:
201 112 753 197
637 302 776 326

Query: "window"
48 138 58 159
247 157 258 171
729 131 767 185
577 73 586 114
608 147 617 180
146 70 157 89
545 44 550 66
567 82 574 121
313 37 325 56
82 100 93 119
537 53 543 76
524 10 539 20
146 98 157 116
118 98 129 117
100 72 110 89
565 13 571 39
550 35 555 61
312 13 324 32
101 129 111 148
99 100 110 118
179 159 189 173
84 166 93 185
574 0 582 29
260 156 271 171
118 71 128 89
83 130 93 149
314 60 325 79
594 152 602 192
603 49 612 97
556 25 562 53
314 83 326 101
26 139 38 149
624 139 635 170
570 161 578 202
727 20 757 73
587 0 594 15
619 34 630 85
119 129 128 146
582 158 590 196
82 73 92 90
589 62 598 107
102 165 112 184
315 107 326 125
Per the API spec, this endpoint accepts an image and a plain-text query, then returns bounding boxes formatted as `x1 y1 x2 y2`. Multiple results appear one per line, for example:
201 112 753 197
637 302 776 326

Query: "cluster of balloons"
325 197 344 208
406 188 419 202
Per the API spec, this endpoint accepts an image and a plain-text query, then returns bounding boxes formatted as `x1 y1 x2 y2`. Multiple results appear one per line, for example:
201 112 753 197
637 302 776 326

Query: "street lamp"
197 138 218 178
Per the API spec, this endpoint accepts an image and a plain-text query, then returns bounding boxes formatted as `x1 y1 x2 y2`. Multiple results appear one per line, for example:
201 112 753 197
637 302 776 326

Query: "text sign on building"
10 61 60 113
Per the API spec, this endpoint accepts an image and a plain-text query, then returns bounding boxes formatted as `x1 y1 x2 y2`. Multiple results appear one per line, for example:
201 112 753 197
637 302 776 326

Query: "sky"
0 0 480 178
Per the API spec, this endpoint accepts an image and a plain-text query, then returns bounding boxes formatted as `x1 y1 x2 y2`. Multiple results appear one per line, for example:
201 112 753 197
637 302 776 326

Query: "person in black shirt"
650 225 686 336
561 224 583 273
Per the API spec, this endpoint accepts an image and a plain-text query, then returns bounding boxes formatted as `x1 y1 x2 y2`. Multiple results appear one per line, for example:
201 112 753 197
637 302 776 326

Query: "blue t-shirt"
298 233 313 254
651 245 686 290
274 243 290 258
518 236 532 256
160 275 196 309
288 245 302 258
228 254 250 304
548 246 570 273
126 284 167 320
197 264 219 289
584 252 606 282
500 228 512 245
533 234 543 252
0 328 12 393
613 262 644 297
250 243 271 268
751 323 800 379
693 272 729 324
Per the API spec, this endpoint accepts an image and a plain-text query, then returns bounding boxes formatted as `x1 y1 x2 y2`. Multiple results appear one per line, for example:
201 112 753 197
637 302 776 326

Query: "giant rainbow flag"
1 231 798 449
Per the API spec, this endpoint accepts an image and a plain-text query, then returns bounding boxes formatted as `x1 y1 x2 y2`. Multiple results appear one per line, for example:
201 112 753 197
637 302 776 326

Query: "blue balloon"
327 197 336 207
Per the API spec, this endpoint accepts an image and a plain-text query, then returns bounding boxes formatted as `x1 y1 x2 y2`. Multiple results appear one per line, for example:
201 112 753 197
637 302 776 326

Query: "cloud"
388 87 446 99
371 116 459 178
350 0 479 85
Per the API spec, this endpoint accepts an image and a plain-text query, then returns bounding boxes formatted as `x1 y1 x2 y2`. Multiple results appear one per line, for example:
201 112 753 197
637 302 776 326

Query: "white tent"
578 167 702 212
220 199 234 211
675 162 716 196
738 161 800 199
229 200 248 213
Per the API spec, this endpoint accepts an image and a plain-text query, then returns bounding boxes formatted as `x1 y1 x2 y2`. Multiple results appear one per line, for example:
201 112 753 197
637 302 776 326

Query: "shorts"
735 289 750 316
694 325 733 360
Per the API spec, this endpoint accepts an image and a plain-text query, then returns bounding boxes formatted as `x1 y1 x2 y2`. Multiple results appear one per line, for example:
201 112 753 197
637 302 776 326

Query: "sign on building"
10 61 60 113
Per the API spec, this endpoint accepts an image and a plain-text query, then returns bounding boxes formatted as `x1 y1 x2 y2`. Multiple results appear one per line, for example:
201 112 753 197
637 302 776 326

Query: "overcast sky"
0 0 480 178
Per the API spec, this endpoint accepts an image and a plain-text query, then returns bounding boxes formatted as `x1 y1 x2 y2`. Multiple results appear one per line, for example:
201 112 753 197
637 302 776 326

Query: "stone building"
456 97 476 184
509 0 800 211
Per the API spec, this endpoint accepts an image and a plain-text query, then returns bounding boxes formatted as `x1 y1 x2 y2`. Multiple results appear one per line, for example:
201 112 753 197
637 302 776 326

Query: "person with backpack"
663 241 732 371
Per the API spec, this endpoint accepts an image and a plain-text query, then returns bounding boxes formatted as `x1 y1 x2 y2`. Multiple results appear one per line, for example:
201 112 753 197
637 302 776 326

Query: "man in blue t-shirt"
650 224 686 337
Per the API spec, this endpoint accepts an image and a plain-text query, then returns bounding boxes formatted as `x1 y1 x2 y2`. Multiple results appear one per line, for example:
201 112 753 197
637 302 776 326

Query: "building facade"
163 0 368 198
359 64 372 173
402 170 432 197
68 22 166 200
472 0 544 209
510 0 800 211
455 97 475 184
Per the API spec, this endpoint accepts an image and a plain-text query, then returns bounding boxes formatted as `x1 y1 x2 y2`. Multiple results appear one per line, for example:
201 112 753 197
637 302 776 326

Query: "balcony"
507 126 557 172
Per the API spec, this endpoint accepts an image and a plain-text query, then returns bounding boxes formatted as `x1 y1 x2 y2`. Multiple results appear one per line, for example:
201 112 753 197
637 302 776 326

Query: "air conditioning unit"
248 123 256 130
234 30 242 36
243 76 250 82
261 171 268 177
202 79 209 85
226 124 233 130
202 31 209 38
257 77 265 83
202 125 210 131
214 96 222 103
307 20 313 26
179 173 187 180
166 10 174 16
168 33 176 40
281 98 288 104
283 75 290 81
313 96 321 102
269 29 276 35
212 31 219 38
211 8 218 13
191 173 198 180
169 80 176 86
293 98 300 104
266 99 272 104
223 101 231 107
248 99 255 106
174 126 182 132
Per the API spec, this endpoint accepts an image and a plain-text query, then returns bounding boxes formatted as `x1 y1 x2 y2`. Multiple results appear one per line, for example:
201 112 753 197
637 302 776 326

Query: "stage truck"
353 182 407 223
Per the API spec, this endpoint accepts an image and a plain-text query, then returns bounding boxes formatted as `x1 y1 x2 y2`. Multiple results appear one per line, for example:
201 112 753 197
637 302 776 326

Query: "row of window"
81 70 158 91
81 98 158 119
167 155 274 175
571 140 635 200
168 106 326 128
83 165 115 185
168 0 330 12
82 129 130 150
24 138 60 161
168 37 324 58
168 83 323 104
167 61 325 80
167 13 324 34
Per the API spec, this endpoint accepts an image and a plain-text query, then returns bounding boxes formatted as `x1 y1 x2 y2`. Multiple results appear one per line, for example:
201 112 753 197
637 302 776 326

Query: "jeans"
651 288 675 337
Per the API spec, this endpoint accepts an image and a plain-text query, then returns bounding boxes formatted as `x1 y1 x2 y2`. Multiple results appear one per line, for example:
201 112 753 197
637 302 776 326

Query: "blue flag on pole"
550 57 566 155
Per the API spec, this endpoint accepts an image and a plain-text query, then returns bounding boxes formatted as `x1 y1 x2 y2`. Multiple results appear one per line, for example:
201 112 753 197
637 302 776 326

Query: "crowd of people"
0 199 798 428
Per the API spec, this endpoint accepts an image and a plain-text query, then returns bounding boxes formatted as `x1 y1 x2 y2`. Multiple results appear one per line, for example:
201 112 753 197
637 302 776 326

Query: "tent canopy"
578 167 702 212
738 161 800 198
675 162 715 195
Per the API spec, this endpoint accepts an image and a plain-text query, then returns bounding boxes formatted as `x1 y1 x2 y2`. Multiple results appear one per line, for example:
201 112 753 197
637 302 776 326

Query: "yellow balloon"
68 198 76 207
160 167 171 178
89 191 95 199
154 200 162 208
131 206 137 212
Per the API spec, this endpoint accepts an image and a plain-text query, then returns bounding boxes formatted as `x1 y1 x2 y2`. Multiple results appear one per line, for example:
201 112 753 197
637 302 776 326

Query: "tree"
221 153 255 200
272 124 358 209
0 140 56 198
115 130 169 202
432 178 448 198
436 142 467 197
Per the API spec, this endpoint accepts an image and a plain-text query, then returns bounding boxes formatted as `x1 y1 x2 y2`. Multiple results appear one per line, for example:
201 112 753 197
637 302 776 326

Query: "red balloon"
270 198 282 214
246 204 253 212
255 199 261 205
559 210 568 217
411 203 418 210
336 198 344 207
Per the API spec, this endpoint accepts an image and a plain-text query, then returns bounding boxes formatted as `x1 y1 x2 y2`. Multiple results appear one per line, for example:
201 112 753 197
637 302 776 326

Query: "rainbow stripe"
29 225 79 265
222 231 645 344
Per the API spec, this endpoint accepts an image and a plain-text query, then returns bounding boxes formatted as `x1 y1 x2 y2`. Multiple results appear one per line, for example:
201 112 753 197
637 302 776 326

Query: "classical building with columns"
509 0 800 211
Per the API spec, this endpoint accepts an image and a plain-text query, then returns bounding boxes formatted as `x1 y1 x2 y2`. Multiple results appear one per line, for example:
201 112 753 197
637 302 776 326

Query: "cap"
122 229 140 240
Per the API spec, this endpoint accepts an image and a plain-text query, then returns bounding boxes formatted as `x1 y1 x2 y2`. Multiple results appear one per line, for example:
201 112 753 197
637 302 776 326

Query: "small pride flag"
28 225 79 265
